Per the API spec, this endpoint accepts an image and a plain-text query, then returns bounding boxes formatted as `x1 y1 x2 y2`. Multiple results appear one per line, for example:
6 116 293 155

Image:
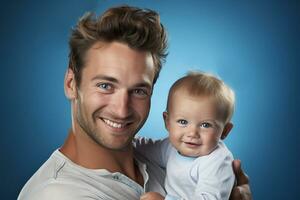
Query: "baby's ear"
221 122 233 140
163 111 170 131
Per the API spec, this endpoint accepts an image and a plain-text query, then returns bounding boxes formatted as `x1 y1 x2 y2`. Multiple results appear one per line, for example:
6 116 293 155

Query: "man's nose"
111 90 131 118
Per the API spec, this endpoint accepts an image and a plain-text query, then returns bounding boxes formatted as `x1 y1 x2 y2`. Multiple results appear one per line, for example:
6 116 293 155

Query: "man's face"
73 42 155 150
164 92 225 157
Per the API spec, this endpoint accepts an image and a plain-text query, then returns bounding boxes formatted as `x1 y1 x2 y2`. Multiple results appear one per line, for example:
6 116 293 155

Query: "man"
18 6 251 200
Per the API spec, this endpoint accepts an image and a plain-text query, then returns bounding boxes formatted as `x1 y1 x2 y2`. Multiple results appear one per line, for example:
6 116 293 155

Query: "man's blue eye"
200 122 212 128
97 83 113 92
133 89 148 97
177 119 188 125
98 83 111 90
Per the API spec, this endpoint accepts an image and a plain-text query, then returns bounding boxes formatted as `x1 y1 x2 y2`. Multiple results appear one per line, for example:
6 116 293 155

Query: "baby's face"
164 93 224 157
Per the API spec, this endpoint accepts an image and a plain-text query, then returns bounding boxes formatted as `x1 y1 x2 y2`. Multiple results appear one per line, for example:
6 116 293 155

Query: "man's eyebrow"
134 82 152 89
91 75 119 83
91 75 153 89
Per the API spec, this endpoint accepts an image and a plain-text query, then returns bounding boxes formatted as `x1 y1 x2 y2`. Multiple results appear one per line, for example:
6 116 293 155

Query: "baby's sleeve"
192 146 235 200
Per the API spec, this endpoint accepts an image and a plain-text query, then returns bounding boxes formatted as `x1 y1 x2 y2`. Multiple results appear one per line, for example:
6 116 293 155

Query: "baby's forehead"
169 92 219 114
169 91 223 116
170 88 215 102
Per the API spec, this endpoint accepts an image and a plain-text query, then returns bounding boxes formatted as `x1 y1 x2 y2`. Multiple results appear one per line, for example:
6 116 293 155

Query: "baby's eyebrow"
201 119 221 125
210 120 223 128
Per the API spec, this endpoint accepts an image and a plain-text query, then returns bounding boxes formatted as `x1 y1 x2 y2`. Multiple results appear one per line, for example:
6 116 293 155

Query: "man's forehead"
81 42 155 87
85 41 154 66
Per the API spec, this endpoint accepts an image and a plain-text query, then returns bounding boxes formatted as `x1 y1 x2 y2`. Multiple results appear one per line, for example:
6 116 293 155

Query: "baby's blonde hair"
167 71 235 124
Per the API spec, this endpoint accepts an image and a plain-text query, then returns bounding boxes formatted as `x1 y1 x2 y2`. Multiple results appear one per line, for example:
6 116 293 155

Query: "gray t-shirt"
18 149 166 200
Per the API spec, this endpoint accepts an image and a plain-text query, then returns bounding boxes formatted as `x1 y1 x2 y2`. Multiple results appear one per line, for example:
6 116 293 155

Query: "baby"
135 71 236 200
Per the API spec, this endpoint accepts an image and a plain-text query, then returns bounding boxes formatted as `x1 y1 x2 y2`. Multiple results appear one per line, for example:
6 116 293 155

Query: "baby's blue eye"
177 119 188 125
200 122 212 128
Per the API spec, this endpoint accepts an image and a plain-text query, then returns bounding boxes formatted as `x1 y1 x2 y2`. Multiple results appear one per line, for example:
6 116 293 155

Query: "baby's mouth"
183 142 201 146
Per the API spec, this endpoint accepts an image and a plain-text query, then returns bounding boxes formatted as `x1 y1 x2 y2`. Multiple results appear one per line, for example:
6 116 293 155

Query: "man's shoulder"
18 150 98 200
133 136 169 146
20 181 89 200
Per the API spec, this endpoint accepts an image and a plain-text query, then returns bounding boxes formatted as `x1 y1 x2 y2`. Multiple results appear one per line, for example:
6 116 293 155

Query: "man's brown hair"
68 5 168 85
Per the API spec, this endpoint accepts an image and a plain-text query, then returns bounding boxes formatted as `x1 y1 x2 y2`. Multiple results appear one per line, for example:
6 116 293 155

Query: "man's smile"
101 118 133 130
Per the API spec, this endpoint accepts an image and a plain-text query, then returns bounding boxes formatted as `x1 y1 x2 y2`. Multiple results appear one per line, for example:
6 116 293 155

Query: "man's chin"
103 142 132 152
98 136 134 152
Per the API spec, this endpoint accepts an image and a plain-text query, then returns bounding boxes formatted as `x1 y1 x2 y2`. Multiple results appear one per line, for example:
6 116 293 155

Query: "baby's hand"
140 192 164 200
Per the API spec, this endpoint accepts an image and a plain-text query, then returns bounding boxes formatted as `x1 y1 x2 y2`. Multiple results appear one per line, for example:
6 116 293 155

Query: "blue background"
1 0 299 199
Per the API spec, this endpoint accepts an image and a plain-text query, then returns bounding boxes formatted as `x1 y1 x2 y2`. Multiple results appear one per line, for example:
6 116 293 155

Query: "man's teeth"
103 119 125 128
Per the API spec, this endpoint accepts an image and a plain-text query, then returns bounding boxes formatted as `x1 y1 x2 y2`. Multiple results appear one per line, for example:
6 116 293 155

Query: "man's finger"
140 194 147 200
229 187 242 200
233 159 249 185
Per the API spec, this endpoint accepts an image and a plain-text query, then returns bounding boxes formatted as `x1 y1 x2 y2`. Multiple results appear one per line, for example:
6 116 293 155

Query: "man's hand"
140 192 164 200
230 160 252 200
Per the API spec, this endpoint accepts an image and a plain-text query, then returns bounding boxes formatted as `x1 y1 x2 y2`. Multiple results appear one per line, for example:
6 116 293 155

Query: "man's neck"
60 130 143 186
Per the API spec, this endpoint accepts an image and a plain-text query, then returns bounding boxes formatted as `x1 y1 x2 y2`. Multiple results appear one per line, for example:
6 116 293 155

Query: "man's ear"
64 68 77 100
221 122 233 140
163 111 170 131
